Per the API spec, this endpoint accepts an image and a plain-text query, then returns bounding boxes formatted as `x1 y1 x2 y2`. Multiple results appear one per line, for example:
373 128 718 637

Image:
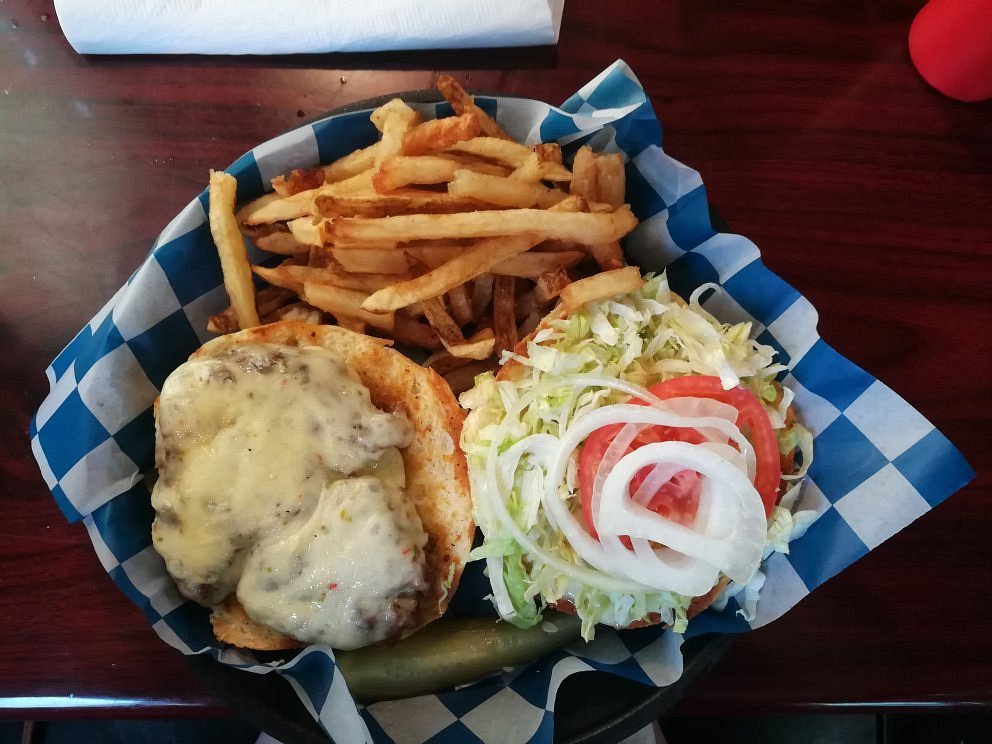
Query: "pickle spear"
336 612 582 702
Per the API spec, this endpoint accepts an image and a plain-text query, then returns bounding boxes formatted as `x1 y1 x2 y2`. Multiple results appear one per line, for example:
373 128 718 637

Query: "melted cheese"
151 342 426 648
238 476 427 650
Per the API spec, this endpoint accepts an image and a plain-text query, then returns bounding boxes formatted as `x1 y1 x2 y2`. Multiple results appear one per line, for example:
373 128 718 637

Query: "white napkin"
54 0 564 55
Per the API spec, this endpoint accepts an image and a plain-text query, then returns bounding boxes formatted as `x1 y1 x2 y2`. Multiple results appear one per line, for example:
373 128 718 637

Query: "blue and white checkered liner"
31 61 974 743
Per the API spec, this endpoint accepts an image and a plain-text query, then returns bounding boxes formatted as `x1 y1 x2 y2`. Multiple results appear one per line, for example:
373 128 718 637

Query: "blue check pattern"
30 61 974 744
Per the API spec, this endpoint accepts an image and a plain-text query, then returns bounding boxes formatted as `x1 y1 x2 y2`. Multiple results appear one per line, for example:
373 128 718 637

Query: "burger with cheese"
151 321 472 651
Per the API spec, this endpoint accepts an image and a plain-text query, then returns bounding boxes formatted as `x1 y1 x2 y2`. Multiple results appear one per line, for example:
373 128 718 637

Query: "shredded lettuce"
460 273 815 639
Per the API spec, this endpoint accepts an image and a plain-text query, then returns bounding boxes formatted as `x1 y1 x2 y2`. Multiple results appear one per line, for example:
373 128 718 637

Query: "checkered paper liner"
30 61 974 744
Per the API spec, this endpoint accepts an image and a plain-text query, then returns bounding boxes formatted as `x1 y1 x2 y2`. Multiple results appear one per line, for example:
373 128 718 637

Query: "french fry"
286 217 324 247
588 240 625 270
533 143 563 165
447 169 555 209
471 273 494 320
448 328 496 360
254 231 310 257
548 195 589 213
244 170 374 225
332 206 638 246
373 156 462 192
424 349 473 376
336 316 369 334
447 284 474 326
421 296 465 349
403 113 480 156
493 276 518 355
434 154 514 177
362 234 541 312
271 168 325 197
372 99 421 168
514 288 541 322
209 170 260 329
570 146 599 202
492 250 585 278
309 245 339 269
560 266 644 313
510 152 572 184
322 143 379 183
447 137 532 167
442 360 497 396
333 248 410 274
237 192 282 224
302 282 395 331
595 154 626 209
254 264 412 293
208 286 295 334
390 315 441 350
262 302 324 325
535 268 572 303
436 75 510 140
316 192 489 218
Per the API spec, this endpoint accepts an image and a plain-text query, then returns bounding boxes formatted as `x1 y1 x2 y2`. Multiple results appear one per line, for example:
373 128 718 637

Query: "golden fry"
447 328 496 360
271 168 325 197
436 75 510 140
316 192 489 218
588 240 625 270
372 99 421 168
333 248 409 274
373 156 462 192
244 170 374 225
447 284 474 326
362 235 541 312
421 296 465 349
403 113 481 156
322 143 378 183
390 315 441 350
595 154 626 209
209 170 260 329
254 231 310 257
332 206 638 246
570 146 599 202
254 263 412 293
446 136 532 167
286 217 324 247
493 276 518 355
302 282 395 330
492 250 585 278
510 152 572 184
447 169 553 209
535 268 572 303
470 273 494 320
560 266 644 313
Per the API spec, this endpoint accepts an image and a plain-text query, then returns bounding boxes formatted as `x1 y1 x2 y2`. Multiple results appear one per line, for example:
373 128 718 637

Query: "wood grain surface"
1 0 989 721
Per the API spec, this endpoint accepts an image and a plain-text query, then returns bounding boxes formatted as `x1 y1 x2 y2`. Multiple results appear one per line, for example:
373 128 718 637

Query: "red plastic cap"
909 0 992 102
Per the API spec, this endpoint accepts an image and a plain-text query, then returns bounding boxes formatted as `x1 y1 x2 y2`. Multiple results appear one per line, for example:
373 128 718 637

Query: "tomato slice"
577 375 781 540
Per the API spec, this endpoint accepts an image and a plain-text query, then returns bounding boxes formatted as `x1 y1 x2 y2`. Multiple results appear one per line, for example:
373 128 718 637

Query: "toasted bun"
186 321 472 650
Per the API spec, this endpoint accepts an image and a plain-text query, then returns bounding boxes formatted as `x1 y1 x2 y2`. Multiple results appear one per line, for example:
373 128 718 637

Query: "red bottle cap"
909 0 992 102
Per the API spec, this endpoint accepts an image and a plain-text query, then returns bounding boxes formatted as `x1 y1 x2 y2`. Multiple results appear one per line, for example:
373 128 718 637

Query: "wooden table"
2 0 989 725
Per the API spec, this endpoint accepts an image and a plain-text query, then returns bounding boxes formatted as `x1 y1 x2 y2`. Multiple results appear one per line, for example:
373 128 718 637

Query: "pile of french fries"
206 76 642 393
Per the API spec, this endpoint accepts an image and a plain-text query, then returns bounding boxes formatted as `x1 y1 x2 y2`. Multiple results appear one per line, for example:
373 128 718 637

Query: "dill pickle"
336 612 582 702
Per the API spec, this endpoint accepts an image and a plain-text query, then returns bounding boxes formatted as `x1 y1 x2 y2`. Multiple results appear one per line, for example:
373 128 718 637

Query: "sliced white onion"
597 441 766 587
630 462 685 506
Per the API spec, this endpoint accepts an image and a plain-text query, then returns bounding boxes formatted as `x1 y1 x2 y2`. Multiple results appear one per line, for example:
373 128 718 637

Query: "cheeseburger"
151 321 472 650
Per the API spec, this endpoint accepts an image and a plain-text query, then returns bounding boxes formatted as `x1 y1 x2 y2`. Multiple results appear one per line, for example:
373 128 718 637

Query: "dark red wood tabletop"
1 0 989 723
